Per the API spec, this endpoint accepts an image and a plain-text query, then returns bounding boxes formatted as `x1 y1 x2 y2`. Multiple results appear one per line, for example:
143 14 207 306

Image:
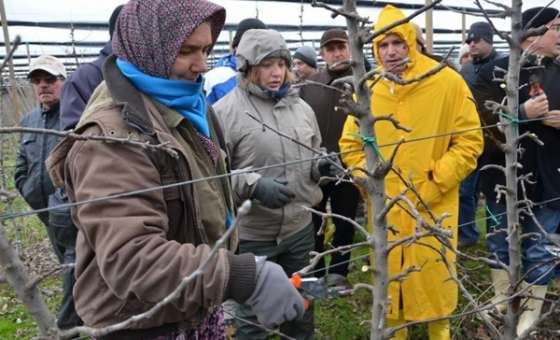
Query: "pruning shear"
290 273 353 310
528 74 544 98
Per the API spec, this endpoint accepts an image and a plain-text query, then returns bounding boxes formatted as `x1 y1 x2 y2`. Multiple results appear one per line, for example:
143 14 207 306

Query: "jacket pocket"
294 126 315 173
417 179 442 211
48 189 78 249
22 136 39 165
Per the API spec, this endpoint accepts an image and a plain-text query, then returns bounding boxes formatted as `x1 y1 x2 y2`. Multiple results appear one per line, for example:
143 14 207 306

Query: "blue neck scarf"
264 83 290 100
116 58 210 137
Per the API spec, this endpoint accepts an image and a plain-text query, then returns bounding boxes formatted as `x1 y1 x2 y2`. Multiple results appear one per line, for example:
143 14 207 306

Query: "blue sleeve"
60 78 88 130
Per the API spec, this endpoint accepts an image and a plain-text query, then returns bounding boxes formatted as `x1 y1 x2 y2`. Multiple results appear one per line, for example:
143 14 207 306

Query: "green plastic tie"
485 205 502 229
351 132 385 161
498 111 520 136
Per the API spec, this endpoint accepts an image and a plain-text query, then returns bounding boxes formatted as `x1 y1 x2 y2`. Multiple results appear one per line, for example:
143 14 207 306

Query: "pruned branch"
311 0 371 23
0 35 21 72
363 0 442 43
0 127 179 158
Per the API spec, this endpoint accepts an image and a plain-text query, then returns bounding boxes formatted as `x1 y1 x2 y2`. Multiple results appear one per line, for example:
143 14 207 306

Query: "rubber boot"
386 311 408 340
516 283 547 336
427 319 450 340
490 269 510 313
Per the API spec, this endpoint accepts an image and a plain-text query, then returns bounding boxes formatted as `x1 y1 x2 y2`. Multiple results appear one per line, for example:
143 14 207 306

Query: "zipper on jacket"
40 113 47 203
271 106 288 240
176 152 209 245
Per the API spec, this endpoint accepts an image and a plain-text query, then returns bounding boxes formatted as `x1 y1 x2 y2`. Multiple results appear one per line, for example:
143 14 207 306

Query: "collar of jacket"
102 54 155 136
100 41 112 58
40 101 60 115
238 78 299 106
326 64 352 80
473 49 498 65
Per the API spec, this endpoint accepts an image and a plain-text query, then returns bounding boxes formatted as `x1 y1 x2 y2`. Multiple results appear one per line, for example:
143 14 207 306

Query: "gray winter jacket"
214 80 323 242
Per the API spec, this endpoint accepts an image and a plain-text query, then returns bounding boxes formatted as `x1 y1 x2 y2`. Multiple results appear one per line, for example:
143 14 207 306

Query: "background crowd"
12 0 560 339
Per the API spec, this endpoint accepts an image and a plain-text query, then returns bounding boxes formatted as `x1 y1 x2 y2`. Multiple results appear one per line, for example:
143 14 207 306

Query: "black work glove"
245 257 305 329
251 177 295 209
317 154 344 178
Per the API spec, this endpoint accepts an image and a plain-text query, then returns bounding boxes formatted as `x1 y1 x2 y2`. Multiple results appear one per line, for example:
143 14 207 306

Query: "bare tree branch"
0 127 179 158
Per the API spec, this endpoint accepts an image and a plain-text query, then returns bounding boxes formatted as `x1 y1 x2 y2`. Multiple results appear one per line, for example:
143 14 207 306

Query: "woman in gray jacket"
214 29 326 339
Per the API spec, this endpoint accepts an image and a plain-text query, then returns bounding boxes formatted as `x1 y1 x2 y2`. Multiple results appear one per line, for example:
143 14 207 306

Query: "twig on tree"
298 240 371 276
363 0 442 43
244 111 349 177
0 189 18 202
0 36 21 72
1 127 178 158
0 225 56 337
223 310 297 340
26 263 75 290
474 0 514 46
311 0 371 23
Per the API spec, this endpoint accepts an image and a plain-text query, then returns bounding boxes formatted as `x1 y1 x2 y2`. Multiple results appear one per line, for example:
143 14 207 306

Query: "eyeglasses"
29 75 60 85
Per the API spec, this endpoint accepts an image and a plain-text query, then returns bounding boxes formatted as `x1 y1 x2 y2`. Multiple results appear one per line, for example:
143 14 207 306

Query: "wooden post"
70 23 80 67
25 43 31 65
461 13 467 43
424 0 433 53
0 0 22 122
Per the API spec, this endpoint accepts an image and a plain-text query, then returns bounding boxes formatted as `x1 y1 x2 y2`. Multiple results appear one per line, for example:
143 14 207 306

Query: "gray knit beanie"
293 46 317 68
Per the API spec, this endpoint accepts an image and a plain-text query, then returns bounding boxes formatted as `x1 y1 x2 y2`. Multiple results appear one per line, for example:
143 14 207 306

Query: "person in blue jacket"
204 17 266 105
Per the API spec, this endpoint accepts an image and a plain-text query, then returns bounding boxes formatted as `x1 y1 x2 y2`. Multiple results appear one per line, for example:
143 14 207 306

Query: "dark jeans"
487 201 560 285
47 191 82 329
311 181 360 277
235 225 315 340
458 171 480 246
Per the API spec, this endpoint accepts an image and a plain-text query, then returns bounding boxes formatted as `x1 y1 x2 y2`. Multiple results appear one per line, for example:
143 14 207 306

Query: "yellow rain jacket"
339 5 483 321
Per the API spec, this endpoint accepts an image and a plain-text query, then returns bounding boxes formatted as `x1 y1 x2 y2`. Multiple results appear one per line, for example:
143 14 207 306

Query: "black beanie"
522 7 559 30
466 22 493 44
232 18 267 49
109 5 124 39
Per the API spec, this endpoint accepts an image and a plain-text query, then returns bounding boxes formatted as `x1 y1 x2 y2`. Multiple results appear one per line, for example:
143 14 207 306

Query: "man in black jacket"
15 55 81 329
457 21 502 248
299 29 361 277
473 7 560 335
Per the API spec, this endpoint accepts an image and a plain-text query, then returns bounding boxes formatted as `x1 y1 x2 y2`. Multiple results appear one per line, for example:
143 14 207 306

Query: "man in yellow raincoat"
339 5 483 339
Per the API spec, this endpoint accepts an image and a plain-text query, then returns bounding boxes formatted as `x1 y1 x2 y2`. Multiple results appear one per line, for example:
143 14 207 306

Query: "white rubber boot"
479 269 509 321
516 282 548 336
489 269 510 313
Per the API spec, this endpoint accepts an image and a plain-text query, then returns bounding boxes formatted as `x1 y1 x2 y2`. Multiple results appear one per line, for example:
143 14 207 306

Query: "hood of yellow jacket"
372 5 419 76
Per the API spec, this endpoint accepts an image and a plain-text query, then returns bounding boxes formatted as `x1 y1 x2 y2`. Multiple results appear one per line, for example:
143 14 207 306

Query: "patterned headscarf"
113 0 225 78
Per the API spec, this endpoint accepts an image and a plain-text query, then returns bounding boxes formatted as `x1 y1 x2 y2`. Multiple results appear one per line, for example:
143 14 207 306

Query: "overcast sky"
4 0 559 69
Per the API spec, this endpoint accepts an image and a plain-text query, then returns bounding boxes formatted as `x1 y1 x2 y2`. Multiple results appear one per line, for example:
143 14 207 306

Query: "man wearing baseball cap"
15 55 82 329
299 28 361 278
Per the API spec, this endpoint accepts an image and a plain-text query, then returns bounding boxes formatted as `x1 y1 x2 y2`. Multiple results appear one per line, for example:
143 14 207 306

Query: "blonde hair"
242 58 294 87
